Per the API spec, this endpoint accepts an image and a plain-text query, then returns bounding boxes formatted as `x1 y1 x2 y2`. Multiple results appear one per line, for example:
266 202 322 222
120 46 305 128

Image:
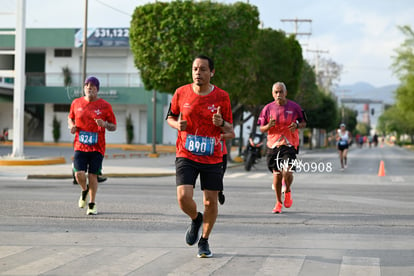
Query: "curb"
0 156 66 166
27 172 176 179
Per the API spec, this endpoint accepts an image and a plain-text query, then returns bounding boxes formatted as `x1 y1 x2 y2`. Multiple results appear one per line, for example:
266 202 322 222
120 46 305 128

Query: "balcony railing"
1 72 144 88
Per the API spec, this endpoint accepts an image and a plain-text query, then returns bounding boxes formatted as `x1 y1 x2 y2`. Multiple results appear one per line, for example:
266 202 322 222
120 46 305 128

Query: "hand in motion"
268 115 276 128
212 106 224 127
177 114 187 131
94 118 106 128
288 121 297 132
69 125 77 134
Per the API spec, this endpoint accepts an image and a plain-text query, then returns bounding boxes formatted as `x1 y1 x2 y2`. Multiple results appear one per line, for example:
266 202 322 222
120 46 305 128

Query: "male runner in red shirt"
167 55 234 258
258 82 306 214
68 76 117 215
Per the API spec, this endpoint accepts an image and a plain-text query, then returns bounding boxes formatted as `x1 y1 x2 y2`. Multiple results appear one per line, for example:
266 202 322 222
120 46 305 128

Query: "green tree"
378 104 414 142
130 1 259 95
356 122 370 136
240 28 304 134
250 29 303 106
304 92 338 131
315 57 343 94
378 105 404 135
295 60 342 148
296 61 322 109
52 115 61 143
130 1 260 158
392 25 414 81
340 107 357 134
126 114 134 144
390 25 414 140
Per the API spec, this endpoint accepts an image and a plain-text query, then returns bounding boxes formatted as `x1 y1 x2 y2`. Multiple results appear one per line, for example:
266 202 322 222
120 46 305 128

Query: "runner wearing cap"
68 76 117 215
336 123 352 171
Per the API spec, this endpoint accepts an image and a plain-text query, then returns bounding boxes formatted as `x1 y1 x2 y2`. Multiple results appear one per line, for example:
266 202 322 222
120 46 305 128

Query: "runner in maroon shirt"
258 82 306 214
167 55 234 258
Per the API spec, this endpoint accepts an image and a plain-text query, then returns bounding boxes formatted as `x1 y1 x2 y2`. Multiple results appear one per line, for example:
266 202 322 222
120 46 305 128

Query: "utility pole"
150 0 159 157
280 18 312 47
280 18 312 36
336 88 350 120
306 49 329 75
81 0 88 85
280 18 312 150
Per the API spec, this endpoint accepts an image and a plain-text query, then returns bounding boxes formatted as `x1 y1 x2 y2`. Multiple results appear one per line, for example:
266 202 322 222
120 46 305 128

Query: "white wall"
45 48 139 87
162 94 177 145
45 48 81 86
41 46 149 144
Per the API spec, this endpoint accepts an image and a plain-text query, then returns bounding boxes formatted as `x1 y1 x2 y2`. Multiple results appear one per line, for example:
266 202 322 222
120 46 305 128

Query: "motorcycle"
244 133 264 171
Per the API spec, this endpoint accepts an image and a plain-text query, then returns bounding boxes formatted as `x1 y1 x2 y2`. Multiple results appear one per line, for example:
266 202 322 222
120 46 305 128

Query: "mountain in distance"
335 82 398 105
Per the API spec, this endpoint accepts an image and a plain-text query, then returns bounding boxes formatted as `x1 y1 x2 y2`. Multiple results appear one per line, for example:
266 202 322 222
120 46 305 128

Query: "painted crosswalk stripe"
0 246 31 259
339 256 380 276
248 173 267 179
255 254 305 276
225 173 247 178
85 249 169 275
391 176 405 182
168 253 234 275
2 247 100 275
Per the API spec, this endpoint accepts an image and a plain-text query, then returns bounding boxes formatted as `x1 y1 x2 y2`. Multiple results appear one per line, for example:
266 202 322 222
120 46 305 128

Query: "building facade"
0 28 177 145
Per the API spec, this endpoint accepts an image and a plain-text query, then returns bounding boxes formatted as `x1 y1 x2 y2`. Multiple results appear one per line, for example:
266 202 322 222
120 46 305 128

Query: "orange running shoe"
272 202 283 214
284 192 292 208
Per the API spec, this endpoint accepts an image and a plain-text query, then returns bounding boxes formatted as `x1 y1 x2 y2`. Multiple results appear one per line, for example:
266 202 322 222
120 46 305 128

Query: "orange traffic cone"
378 160 385 176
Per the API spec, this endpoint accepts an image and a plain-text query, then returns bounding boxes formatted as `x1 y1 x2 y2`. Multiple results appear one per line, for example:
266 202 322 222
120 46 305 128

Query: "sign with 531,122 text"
74 28 129 48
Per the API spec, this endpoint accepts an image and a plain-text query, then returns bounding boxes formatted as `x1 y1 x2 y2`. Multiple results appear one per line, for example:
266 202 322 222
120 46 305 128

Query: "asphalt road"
0 144 413 275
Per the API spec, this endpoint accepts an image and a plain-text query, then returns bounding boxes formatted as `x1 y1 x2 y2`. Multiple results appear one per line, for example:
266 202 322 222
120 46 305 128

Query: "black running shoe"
97 176 107 183
185 212 203 246
197 238 213 258
218 191 225 205
78 185 89 208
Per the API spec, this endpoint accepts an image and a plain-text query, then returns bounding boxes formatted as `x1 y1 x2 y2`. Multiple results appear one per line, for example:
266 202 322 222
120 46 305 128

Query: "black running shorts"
266 145 297 173
337 143 349 151
73 151 103 175
175 157 223 191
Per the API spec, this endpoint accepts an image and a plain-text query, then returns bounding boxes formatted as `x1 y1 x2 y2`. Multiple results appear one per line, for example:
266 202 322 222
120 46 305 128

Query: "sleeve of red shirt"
68 100 76 120
170 89 180 116
106 103 116 125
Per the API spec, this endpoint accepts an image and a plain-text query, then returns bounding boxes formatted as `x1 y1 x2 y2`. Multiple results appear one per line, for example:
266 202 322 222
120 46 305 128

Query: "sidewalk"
0 142 243 179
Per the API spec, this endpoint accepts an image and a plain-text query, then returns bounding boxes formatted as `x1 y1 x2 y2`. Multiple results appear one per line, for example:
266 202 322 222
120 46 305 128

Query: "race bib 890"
185 134 215 156
79 131 98 145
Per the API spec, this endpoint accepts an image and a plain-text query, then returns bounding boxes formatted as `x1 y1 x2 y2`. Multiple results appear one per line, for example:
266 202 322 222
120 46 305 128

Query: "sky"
1 0 414 88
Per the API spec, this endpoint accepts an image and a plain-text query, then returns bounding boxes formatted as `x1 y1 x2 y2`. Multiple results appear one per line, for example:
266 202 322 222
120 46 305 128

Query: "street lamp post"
11 0 26 158
150 89 159 157
81 0 88 84
150 0 159 158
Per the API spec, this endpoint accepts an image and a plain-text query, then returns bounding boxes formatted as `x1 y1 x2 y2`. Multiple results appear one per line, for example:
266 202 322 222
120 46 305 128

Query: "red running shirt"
68 97 116 156
170 84 233 164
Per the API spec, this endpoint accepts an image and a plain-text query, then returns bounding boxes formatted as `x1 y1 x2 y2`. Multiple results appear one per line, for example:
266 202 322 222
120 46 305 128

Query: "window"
54 49 72 57
54 104 70 112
